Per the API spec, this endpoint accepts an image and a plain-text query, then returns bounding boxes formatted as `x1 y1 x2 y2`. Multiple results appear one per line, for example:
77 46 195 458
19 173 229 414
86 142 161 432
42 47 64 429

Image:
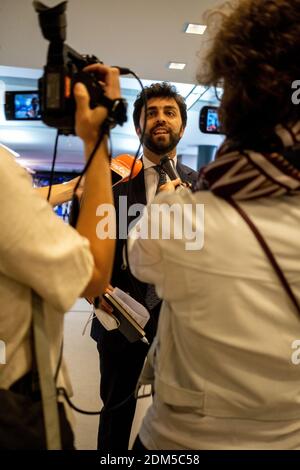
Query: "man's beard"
142 130 182 155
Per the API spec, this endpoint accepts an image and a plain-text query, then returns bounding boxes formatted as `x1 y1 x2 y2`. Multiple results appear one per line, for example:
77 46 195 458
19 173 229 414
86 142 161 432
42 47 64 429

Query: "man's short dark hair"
133 82 187 130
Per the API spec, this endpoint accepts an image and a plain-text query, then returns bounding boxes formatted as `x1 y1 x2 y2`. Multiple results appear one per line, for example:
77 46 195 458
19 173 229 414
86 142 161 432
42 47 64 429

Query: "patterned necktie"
154 165 167 194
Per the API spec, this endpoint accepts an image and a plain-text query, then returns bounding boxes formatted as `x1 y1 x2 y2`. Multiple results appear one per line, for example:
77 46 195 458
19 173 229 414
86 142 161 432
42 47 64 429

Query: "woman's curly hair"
197 0 300 149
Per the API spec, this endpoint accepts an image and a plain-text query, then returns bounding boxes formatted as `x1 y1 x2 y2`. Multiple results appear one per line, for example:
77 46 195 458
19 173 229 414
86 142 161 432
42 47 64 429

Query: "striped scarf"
195 122 300 200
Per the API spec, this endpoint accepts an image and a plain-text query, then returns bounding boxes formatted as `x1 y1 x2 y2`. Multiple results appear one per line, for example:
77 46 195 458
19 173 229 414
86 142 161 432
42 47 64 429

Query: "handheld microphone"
110 154 142 185
70 155 142 227
159 156 181 181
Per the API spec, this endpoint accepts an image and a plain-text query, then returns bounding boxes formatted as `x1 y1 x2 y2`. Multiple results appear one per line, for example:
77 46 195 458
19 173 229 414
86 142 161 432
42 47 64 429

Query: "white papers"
94 287 150 334
94 308 120 331
111 287 150 329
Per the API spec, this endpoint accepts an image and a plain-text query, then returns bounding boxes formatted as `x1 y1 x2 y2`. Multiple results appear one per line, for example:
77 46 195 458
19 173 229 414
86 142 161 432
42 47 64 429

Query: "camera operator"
0 64 119 447
128 0 300 450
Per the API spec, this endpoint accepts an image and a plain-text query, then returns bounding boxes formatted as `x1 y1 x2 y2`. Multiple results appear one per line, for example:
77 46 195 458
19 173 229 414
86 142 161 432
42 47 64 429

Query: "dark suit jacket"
91 160 198 341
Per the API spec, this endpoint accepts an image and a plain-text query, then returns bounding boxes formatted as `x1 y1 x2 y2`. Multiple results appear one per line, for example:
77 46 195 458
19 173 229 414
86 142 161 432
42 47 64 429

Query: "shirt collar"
142 154 177 170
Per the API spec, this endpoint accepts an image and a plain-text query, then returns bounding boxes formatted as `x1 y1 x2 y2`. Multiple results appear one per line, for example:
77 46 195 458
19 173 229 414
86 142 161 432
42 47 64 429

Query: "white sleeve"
0 150 94 312
127 201 164 288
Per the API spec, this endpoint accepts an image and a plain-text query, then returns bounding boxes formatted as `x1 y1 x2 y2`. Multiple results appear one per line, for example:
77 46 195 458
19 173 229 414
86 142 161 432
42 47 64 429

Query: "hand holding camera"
74 64 122 153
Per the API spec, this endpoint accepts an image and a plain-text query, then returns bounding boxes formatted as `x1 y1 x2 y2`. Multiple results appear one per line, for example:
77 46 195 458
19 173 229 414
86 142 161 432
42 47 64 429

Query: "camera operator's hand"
83 63 122 101
74 64 121 153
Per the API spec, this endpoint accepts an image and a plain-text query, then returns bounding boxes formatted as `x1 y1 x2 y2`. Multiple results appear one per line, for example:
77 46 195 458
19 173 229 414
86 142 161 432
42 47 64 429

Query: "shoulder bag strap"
32 291 62 450
227 198 300 317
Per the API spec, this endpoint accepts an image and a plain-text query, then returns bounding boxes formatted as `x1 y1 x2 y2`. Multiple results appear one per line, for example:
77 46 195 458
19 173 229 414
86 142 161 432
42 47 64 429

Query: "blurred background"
0 0 225 174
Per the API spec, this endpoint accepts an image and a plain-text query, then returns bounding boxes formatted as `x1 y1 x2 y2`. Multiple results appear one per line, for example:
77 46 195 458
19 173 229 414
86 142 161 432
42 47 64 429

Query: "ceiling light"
184 24 207 35
168 62 186 70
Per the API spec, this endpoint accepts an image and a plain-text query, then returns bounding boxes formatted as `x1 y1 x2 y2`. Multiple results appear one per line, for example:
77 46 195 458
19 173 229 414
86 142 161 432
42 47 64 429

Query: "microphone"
159 156 181 181
110 154 142 185
70 155 142 227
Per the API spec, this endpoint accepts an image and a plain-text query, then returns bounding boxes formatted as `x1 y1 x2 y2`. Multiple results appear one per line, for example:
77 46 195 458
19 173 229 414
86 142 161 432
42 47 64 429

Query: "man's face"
137 97 185 155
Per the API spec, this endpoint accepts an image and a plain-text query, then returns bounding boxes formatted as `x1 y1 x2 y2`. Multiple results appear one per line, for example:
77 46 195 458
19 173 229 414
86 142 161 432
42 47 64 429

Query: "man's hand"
158 178 181 193
35 176 82 206
101 284 114 314
85 284 114 313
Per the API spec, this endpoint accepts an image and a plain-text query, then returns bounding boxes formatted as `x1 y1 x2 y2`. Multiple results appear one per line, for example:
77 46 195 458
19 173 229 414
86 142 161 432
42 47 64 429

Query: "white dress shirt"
142 155 177 204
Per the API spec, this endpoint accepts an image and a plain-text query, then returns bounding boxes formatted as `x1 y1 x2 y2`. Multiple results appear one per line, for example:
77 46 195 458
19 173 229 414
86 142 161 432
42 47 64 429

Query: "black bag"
0 387 74 450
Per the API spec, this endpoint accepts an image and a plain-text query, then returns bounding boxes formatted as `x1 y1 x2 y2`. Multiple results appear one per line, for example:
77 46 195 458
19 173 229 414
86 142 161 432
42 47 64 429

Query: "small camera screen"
14 93 41 119
206 107 220 133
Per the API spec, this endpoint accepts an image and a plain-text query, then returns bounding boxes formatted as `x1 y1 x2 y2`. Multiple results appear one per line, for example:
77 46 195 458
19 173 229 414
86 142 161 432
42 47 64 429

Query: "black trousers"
7 371 75 450
9 370 40 399
96 304 160 451
132 435 148 451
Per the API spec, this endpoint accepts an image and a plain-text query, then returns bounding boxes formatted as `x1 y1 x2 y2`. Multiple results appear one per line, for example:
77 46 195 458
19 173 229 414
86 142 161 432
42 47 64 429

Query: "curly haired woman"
129 0 300 450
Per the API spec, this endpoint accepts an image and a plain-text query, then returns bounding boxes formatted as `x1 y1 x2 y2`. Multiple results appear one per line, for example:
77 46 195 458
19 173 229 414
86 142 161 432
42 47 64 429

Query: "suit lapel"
128 166 147 206
176 161 193 182
115 164 146 205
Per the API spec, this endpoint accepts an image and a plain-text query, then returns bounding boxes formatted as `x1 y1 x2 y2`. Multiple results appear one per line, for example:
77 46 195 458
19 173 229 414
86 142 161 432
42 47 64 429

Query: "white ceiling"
0 0 224 171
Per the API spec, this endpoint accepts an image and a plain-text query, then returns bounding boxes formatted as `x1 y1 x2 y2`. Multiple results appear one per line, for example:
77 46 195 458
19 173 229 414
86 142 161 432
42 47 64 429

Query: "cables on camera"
46 130 60 202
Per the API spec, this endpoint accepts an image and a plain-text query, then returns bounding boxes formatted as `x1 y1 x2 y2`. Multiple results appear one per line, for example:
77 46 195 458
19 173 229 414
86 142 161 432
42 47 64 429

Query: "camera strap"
31 291 62 450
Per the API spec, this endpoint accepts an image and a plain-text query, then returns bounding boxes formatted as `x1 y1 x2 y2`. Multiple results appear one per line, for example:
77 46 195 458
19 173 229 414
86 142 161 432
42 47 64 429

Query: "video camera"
199 105 222 135
5 91 41 121
33 1 127 135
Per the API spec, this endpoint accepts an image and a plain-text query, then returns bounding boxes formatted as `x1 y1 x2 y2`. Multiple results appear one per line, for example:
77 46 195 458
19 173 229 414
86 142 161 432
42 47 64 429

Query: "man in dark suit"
91 82 198 451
